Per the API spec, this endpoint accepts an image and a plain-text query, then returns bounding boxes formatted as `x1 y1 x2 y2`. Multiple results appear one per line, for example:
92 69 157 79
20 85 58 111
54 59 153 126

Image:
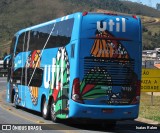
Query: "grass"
145 24 160 35
139 92 160 122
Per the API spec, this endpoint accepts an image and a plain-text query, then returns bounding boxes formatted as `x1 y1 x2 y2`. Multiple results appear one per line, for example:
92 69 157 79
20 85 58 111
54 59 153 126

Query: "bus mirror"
3 55 11 69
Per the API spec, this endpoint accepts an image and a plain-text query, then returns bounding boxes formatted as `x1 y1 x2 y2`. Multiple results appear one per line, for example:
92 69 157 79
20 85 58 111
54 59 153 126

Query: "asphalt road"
0 77 159 133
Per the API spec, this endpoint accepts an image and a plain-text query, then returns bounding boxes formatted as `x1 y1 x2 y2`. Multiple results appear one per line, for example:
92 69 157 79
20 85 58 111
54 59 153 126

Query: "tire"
50 98 59 123
42 98 50 120
11 90 15 103
10 91 15 103
13 93 19 109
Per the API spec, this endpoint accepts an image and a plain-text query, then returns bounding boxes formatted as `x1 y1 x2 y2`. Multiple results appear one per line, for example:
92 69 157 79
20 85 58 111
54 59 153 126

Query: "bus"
4 12 142 127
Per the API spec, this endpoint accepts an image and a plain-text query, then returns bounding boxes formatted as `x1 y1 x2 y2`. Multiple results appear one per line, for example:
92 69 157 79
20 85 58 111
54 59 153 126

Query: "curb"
135 117 160 125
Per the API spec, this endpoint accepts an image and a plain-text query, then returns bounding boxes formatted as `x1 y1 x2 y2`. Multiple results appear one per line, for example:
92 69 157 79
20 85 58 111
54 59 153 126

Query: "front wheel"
50 99 59 123
42 98 50 120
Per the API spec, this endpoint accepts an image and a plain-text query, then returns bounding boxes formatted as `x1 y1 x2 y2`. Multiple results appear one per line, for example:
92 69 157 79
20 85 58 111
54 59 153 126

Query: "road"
0 77 159 133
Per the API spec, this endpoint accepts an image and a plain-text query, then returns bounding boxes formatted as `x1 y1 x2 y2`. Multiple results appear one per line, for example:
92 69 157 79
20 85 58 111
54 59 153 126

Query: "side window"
29 25 53 51
16 32 28 54
30 18 74 49
13 67 43 87
16 18 74 52
49 18 74 48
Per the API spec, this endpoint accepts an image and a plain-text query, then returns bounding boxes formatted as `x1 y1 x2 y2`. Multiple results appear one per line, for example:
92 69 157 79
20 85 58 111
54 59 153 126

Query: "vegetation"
0 0 160 57
139 93 160 122
141 16 160 50
122 1 160 17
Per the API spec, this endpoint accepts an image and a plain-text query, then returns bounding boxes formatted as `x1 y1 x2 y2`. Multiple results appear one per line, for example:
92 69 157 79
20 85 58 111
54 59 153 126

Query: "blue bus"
4 12 142 127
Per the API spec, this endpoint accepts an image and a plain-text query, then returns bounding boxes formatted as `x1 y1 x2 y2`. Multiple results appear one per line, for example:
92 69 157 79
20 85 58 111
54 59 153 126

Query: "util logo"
44 58 64 90
97 18 126 32
44 48 65 90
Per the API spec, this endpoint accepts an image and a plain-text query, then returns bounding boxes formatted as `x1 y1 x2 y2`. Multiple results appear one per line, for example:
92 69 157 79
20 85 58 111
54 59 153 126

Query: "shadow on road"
60 119 160 132
3 104 160 132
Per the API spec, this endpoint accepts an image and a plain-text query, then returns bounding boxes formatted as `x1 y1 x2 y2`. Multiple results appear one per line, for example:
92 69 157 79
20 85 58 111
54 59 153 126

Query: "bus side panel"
8 12 82 119
31 87 48 112
11 49 44 111
41 47 70 119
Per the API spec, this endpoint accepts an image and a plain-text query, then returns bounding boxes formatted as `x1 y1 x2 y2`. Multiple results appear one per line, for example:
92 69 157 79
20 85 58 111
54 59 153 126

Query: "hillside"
141 16 160 50
0 0 160 57
122 1 160 17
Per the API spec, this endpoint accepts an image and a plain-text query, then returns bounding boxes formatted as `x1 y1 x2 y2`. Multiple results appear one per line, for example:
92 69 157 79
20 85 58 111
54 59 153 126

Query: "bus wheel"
42 98 50 120
50 99 59 123
13 93 19 109
11 90 15 103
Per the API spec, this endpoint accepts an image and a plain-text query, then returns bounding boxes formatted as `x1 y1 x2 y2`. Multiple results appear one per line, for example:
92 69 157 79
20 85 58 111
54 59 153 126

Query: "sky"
129 0 160 8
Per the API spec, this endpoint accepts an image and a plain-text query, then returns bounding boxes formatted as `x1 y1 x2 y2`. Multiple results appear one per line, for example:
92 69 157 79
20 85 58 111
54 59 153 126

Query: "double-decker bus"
4 12 142 127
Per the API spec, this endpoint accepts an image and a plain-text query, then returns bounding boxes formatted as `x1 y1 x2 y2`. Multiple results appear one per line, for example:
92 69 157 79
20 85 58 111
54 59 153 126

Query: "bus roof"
14 12 140 36
82 12 139 18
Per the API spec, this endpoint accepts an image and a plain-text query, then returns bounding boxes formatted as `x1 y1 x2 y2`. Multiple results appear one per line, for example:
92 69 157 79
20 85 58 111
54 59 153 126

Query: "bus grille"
84 57 135 86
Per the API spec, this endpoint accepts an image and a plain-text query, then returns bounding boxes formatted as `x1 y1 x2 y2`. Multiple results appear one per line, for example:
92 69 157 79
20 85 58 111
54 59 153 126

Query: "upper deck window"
16 18 74 53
